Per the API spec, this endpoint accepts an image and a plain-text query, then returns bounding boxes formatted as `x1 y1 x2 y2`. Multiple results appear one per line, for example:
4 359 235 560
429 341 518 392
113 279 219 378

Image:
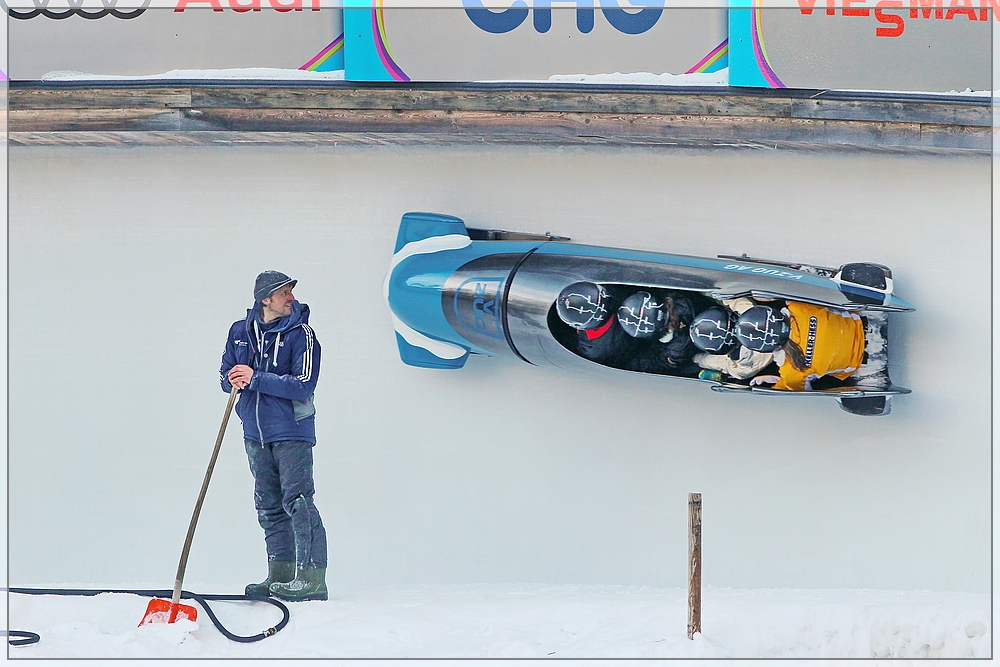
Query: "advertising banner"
728 1 990 91
343 4 729 82
7 5 344 80
5 0 989 92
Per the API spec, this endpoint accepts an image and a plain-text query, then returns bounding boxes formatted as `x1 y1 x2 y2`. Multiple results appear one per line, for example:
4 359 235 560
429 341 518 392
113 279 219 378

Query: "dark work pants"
244 439 328 570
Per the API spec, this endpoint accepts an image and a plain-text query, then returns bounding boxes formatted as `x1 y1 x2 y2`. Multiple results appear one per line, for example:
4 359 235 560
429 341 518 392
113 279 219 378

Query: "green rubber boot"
269 567 328 602
245 561 295 599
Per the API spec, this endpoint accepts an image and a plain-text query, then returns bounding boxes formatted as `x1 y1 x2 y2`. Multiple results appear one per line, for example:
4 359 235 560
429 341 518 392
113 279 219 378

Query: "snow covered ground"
6 585 990 659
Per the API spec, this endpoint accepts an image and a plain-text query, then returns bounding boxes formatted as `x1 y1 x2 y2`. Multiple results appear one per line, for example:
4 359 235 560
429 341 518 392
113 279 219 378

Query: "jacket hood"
245 300 310 334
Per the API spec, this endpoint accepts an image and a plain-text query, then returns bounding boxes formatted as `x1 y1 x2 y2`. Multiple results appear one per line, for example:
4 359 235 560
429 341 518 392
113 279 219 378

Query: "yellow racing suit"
774 302 865 391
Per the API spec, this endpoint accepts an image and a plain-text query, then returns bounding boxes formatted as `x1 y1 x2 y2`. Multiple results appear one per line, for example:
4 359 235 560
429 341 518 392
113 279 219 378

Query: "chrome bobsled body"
385 212 914 415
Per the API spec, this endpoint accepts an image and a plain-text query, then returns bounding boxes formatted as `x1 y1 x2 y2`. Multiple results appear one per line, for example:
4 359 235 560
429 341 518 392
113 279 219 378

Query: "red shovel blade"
139 598 199 626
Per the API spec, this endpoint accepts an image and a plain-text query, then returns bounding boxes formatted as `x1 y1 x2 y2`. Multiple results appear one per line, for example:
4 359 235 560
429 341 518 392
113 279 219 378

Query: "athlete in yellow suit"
695 299 866 391
772 301 865 391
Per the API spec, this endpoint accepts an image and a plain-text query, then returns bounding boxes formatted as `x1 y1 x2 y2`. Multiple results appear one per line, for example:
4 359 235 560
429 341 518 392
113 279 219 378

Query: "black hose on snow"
3 630 41 646
6 587 290 645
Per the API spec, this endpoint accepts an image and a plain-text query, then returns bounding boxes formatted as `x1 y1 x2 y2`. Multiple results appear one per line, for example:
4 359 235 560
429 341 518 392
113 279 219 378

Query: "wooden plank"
2 130 643 147
182 109 973 150
9 131 226 147
10 88 192 110
791 98 990 128
8 130 987 154
918 122 992 150
10 108 185 132
190 87 794 118
197 87 986 128
687 492 702 640
9 107 989 152
10 85 988 134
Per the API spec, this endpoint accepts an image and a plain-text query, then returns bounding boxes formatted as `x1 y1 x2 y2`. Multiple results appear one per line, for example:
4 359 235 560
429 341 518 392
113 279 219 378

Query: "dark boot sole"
270 591 328 602
246 582 293 598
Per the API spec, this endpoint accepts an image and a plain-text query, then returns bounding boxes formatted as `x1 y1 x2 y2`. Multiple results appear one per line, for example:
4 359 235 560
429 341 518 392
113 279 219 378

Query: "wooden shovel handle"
170 387 241 608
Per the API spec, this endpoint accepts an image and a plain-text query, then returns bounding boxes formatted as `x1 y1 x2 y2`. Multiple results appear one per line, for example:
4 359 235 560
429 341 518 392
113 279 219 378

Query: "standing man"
220 271 328 602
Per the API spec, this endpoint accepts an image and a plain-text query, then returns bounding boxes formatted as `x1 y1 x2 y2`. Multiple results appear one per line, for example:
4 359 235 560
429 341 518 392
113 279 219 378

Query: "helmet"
734 305 790 353
690 307 737 353
617 291 667 339
555 282 612 330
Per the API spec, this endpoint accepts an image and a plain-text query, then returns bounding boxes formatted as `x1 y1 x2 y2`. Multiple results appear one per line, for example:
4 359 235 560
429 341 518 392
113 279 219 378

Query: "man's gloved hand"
750 375 780 386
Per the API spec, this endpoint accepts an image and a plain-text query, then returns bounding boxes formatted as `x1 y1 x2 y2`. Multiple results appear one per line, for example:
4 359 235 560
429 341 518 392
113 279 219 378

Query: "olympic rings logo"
4 0 149 19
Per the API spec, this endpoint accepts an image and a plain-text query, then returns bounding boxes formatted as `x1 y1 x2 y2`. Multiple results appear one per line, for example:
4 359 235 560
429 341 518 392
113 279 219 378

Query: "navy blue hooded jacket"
220 300 320 444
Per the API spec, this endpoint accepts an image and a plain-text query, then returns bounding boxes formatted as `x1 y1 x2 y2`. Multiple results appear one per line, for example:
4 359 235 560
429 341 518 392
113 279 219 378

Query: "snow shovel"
140 387 240 625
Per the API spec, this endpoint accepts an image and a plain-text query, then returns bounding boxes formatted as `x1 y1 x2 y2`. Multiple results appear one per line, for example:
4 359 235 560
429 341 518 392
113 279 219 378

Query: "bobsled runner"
384 212 914 416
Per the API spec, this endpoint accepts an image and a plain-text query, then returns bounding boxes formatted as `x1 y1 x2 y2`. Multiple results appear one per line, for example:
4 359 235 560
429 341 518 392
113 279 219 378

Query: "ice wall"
8 145 990 594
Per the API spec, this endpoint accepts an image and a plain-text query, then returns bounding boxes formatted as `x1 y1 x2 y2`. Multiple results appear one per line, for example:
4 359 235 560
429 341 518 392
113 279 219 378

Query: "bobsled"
384 212 914 416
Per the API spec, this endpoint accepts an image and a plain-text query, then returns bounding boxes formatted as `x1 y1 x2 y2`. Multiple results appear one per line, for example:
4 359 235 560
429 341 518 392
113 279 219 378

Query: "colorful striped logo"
751 0 784 87
373 0 409 82
300 34 344 72
685 39 728 74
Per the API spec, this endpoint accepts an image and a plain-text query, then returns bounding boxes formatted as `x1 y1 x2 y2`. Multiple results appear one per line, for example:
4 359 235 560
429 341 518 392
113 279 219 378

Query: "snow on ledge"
38 68 724 86
34 67 994 100
40 68 346 81
545 70 729 86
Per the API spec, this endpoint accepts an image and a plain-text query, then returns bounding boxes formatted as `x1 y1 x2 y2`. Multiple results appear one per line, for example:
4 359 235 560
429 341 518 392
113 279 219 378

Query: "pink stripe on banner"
0 69 7 81
300 35 343 71
751 5 783 88
372 6 409 82
685 39 727 74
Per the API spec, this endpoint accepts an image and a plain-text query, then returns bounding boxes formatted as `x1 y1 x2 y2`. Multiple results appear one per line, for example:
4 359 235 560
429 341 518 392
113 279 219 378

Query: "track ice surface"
7 144 991 658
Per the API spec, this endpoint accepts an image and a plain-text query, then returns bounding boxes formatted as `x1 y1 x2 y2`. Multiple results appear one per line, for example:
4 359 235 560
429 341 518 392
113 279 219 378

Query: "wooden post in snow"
687 492 702 639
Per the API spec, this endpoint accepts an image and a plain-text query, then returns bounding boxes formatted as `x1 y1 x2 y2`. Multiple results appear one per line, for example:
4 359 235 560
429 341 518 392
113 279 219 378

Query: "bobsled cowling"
384 212 545 368
385 212 913 415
